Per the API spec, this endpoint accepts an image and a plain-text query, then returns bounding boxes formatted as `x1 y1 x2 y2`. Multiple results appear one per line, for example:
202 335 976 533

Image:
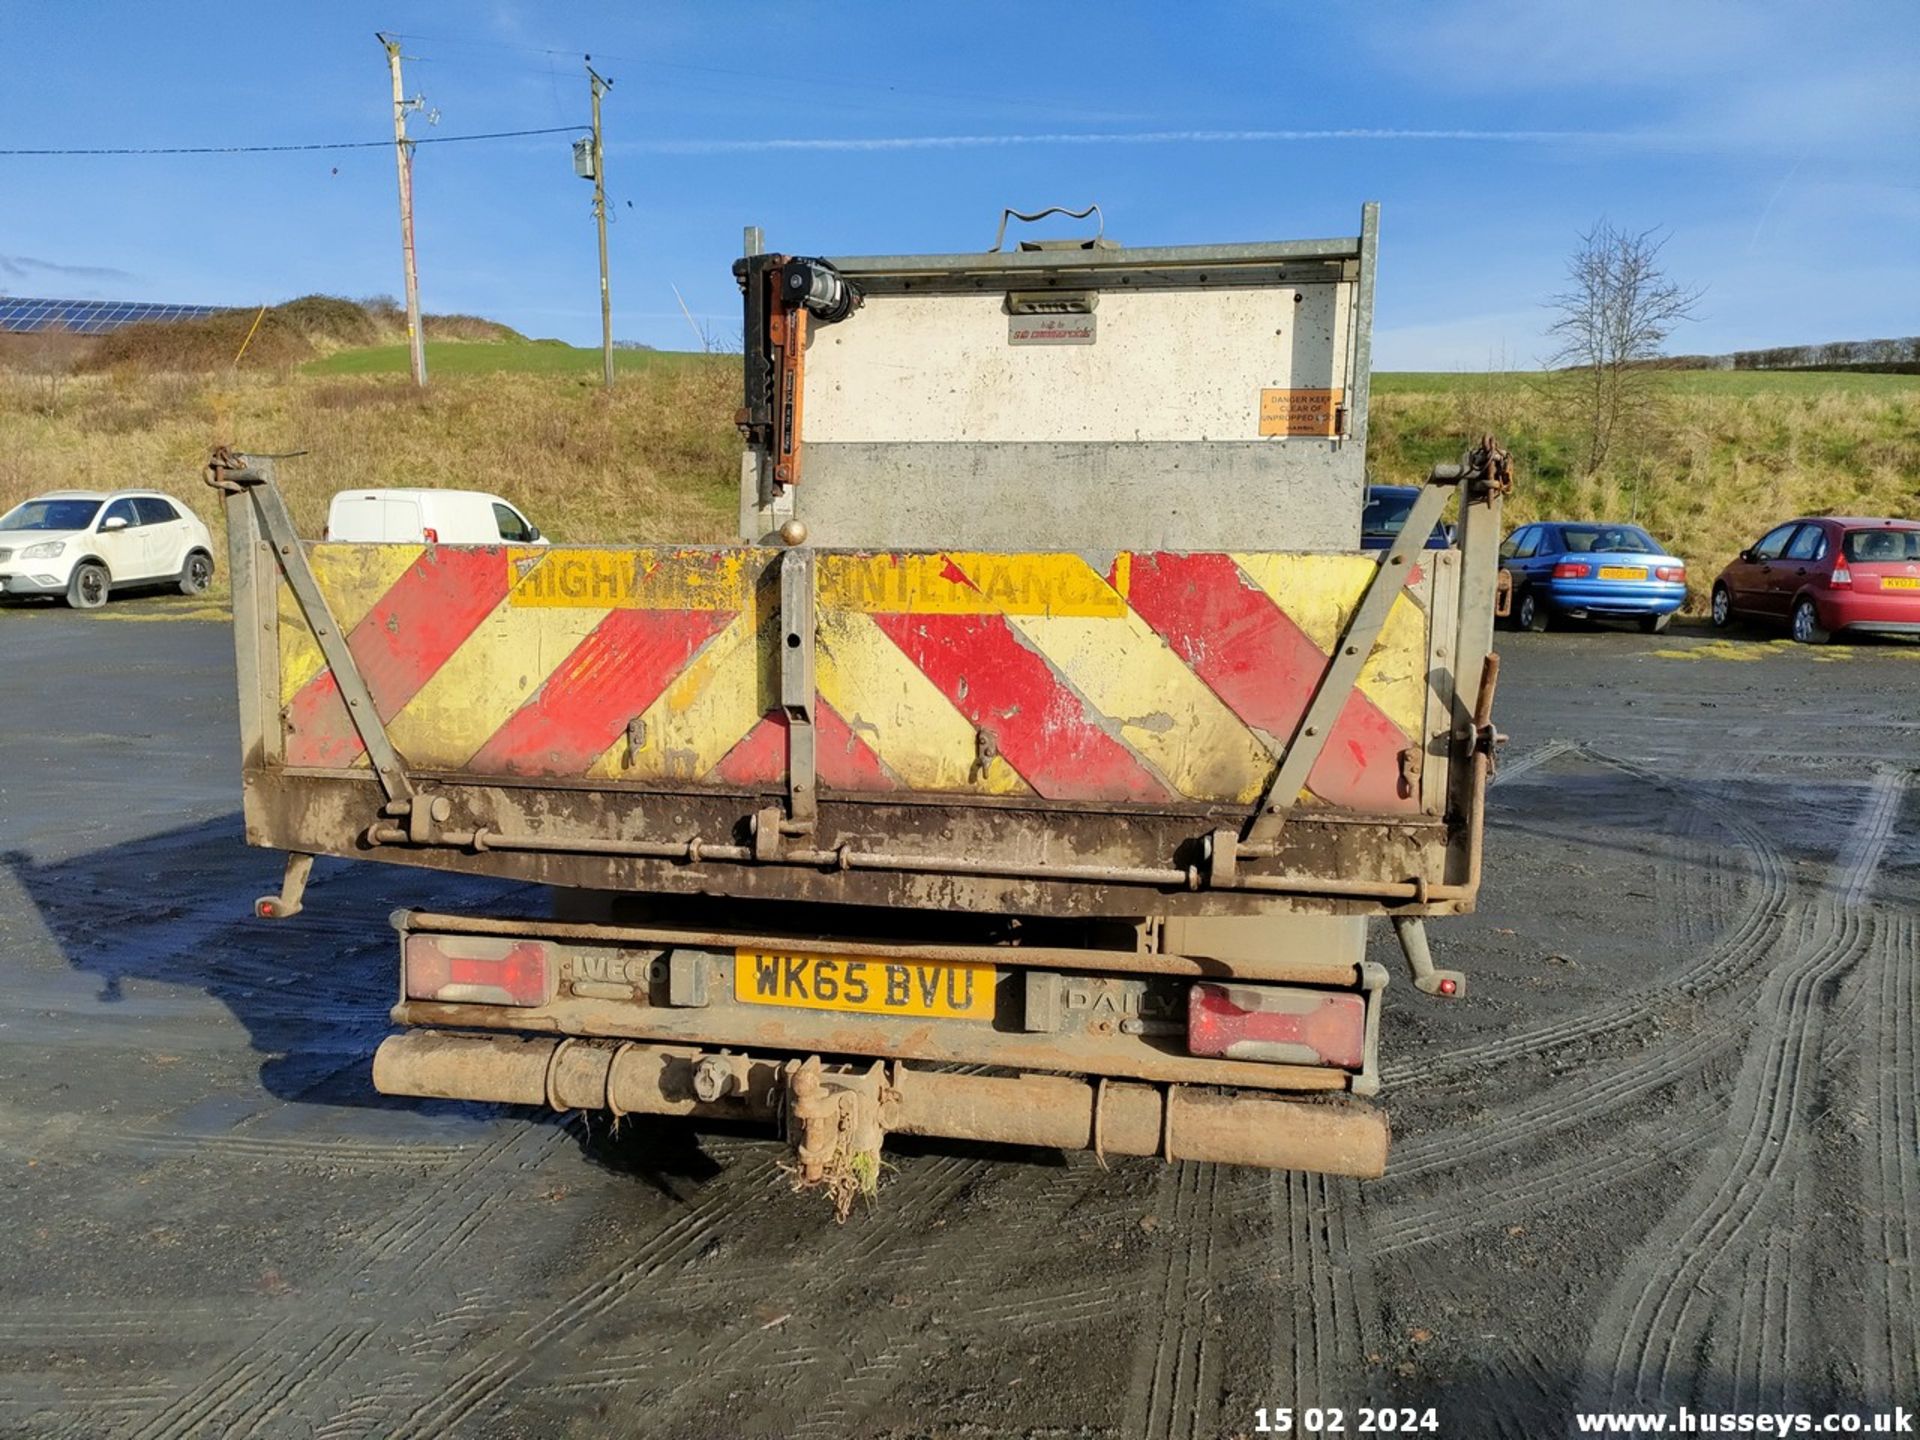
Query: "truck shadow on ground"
1 815 520 1108
0 814 1079 1197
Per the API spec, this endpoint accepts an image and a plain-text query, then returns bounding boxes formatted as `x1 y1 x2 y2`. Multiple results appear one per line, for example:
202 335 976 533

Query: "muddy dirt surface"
0 611 1914 1438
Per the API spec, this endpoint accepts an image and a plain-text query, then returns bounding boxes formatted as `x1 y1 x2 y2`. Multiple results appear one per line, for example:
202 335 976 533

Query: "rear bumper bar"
372 1029 1390 1177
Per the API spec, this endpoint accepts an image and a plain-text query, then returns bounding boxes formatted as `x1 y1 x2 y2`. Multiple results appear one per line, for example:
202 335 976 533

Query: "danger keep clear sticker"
1259 388 1343 437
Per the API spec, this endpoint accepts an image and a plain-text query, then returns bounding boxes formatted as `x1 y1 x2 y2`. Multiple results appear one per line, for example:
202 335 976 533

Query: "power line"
0 125 584 157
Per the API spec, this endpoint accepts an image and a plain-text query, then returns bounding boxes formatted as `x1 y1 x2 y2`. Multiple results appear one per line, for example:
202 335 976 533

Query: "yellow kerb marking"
815 609 1030 794
819 552 1130 617
509 548 763 610
278 543 425 701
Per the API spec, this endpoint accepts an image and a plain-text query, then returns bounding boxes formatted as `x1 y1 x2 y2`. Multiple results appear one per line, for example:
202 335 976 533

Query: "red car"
1712 516 1920 643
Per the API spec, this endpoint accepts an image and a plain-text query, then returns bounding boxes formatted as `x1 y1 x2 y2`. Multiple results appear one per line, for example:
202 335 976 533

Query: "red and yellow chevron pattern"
277 544 1437 811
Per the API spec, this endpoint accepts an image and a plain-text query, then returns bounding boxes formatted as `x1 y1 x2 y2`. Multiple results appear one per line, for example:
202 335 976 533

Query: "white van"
324 489 546 546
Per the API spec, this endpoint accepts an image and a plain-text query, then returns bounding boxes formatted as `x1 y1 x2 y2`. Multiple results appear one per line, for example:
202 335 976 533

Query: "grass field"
305 341 715 378
2 345 1914 615
1373 369 1920 397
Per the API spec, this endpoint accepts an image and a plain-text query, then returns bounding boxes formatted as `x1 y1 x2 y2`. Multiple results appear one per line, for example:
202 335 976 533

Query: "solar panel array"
0 297 222 336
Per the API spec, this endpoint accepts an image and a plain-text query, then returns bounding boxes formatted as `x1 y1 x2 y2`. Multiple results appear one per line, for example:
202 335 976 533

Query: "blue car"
1362 485 1453 552
1500 521 1688 633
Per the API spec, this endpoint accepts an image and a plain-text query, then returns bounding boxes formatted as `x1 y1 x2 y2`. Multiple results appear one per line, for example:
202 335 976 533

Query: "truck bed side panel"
273 541 1446 812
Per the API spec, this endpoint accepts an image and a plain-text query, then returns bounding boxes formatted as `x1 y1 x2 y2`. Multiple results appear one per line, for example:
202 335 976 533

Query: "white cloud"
626 127 1634 156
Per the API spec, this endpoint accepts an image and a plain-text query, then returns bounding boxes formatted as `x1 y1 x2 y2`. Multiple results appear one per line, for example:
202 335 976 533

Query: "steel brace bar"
779 547 817 830
206 449 416 808
1243 470 1459 844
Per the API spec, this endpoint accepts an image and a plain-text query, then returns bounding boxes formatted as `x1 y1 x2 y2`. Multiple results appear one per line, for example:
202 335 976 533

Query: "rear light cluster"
404 933 557 1007
1187 982 1368 1068
423 527 440 544
1552 562 1590 579
1655 565 1685 582
1829 564 1852 589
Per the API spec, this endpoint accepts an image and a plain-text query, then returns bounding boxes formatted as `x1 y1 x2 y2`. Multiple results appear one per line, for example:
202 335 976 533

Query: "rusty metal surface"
371 1029 1389 1176
245 767 1472 919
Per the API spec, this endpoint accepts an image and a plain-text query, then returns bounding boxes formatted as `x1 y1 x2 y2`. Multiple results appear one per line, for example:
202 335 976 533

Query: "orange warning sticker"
1259 388 1343 438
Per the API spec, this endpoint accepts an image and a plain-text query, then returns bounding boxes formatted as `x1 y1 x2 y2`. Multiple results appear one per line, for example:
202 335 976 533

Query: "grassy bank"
304 341 711 378
1 358 1914 613
1369 371 1920 599
0 360 741 601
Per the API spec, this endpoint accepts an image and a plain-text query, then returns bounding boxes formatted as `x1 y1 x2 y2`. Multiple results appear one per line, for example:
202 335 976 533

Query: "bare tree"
1546 221 1702 474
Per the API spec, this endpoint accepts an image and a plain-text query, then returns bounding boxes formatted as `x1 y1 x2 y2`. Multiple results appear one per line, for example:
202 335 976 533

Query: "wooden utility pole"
378 33 427 388
588 62 614 389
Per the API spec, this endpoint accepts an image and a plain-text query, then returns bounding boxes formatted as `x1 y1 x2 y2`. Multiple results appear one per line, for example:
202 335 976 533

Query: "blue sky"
2 0 1915 368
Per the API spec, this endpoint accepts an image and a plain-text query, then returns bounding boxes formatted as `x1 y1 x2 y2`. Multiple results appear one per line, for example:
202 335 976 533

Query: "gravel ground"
0 607 1914 1439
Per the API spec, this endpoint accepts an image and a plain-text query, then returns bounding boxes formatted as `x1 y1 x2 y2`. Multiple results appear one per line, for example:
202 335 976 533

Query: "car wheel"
1710 584 1735 629
1638 612 1672 634
1791 597 1829 645
178 550 215 596
1517 588 1550 632
66 562 110 611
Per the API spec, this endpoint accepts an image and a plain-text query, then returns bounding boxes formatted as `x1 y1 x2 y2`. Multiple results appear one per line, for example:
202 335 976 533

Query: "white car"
0 490 216 610
325 489 546 546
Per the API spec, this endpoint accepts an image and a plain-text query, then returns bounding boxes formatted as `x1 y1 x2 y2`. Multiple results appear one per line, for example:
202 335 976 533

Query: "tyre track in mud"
712 1151 1159 1436
1122 1161 1229 1440
1368 746 1794 1289
1578 896 1874 1412
1390 744 1789 1090
1267 1170 1375 1412
1486 737 1582 789
398 1150 993 1438
1399 750 1892 1368
0 1111 481 1171
1828 766 1909 907
1860 909 1919 1406
120 1117 575 1440
1367 1108 1721 1257
517 1104 1138 1435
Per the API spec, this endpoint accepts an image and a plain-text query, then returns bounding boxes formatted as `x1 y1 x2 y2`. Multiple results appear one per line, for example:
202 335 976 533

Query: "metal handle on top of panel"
990 204 1104 252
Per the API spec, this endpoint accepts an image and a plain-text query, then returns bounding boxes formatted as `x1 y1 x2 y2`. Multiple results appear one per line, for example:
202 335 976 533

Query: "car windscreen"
1362 494 1415 538
0 498 102 532
1842 529 1920 563
1559 525 1658 555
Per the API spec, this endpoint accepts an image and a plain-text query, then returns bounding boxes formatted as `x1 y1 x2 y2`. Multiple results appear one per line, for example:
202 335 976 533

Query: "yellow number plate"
1598 566 1647 580
1881 576 1920 590
734 951 997 1020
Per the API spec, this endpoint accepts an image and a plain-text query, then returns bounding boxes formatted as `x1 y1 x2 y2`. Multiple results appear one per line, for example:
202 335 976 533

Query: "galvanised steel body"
217 205 1507 1185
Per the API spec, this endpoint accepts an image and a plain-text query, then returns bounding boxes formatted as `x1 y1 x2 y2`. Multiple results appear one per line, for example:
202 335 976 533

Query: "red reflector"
1187 982 1367 1069
1438 977 1458 996
1552 562 1591 579
405 933 556 1007
423 526 439 544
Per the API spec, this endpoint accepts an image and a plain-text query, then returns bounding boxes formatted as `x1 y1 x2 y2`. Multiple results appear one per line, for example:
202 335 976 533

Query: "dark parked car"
1499 522 1688 633
1712 516 1920 644
1362 485 1453 552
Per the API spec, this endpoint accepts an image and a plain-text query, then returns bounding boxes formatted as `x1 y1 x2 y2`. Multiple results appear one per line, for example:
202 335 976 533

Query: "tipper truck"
211 202 1509 1205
